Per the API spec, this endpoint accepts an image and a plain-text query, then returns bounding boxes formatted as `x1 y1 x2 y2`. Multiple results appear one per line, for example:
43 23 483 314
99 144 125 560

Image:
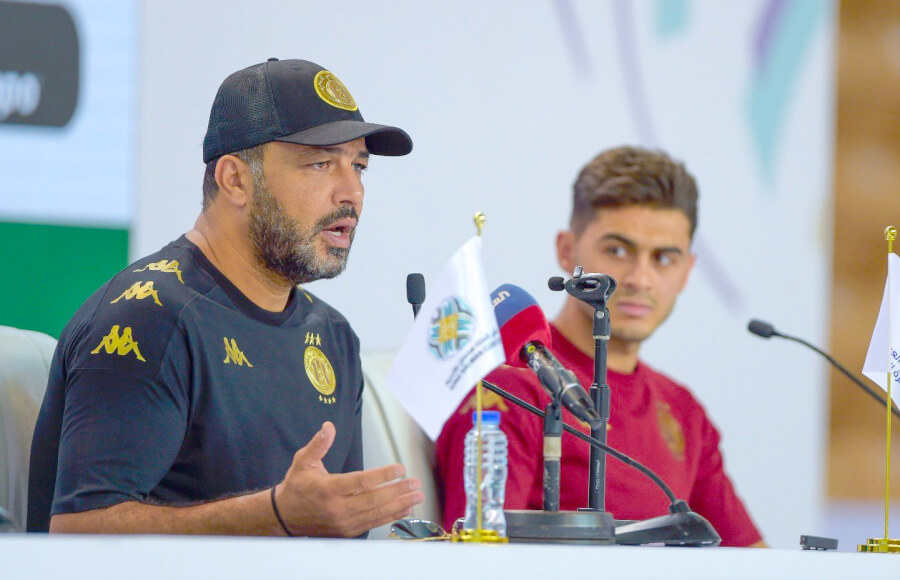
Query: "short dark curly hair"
570 146 698 237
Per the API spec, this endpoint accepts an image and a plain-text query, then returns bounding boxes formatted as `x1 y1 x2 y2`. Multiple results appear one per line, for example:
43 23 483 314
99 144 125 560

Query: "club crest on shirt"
656 401 686 461
304 345 336 404
458 390 509 414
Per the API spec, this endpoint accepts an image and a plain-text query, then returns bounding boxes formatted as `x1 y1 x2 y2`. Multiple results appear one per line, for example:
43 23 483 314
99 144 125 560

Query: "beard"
248 178 357 285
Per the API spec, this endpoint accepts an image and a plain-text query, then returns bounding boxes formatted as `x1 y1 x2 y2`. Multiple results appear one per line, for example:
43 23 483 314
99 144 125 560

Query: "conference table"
2 534 898 578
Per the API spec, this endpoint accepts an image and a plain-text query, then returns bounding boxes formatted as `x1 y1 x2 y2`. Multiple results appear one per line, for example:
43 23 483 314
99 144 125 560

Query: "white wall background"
137 0 836 549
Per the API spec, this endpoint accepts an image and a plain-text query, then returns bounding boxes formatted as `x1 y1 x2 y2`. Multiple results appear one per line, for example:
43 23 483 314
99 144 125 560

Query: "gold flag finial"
886 226 897 254
473 212 486 237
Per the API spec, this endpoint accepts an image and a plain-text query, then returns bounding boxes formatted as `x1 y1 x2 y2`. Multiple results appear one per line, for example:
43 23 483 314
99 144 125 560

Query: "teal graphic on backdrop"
746 0 827 183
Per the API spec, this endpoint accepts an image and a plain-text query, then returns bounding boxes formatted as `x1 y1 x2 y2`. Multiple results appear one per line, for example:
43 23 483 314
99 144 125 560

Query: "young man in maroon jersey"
435 146 765 547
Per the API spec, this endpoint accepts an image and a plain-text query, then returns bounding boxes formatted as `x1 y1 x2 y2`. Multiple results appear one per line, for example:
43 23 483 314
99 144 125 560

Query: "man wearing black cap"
28 59 424 537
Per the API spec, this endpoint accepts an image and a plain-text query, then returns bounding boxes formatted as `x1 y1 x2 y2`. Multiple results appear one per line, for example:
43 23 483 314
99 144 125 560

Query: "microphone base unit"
614 511 721 547
504 509 616 544
503 508 721 547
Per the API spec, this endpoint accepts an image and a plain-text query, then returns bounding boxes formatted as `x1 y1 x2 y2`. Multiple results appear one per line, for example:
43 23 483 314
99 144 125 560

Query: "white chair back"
0 326 56 532
360 351 440 539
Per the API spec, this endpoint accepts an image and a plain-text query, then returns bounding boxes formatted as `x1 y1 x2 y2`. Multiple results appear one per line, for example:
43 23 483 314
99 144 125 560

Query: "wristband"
270 484 295 537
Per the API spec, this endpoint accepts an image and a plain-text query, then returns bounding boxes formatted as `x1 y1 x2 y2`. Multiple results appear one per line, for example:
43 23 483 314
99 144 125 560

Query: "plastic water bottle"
463 410 508 535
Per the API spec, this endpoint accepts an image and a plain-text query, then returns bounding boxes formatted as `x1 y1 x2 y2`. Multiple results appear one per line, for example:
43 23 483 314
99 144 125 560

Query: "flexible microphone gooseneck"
747 318 900 420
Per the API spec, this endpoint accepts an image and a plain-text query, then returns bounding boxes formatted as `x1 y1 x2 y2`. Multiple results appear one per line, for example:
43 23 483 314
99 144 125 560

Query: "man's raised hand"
274 421 425 537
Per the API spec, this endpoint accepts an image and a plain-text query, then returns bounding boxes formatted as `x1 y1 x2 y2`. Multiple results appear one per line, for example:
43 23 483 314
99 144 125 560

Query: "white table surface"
2 534 899 579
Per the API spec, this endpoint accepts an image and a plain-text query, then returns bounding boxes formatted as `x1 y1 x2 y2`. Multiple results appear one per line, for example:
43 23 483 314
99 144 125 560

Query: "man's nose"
620 254 653 291
332 165 364 211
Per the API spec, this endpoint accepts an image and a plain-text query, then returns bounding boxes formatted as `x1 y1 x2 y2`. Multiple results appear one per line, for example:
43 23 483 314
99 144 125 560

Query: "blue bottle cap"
471 410 501 425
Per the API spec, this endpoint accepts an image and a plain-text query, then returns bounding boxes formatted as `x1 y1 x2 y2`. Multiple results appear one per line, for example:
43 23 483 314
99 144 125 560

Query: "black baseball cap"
202 58 412 163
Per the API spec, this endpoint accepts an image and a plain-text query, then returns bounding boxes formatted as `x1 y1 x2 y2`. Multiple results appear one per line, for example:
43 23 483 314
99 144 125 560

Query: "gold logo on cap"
304 345 336 398
313 70 358 111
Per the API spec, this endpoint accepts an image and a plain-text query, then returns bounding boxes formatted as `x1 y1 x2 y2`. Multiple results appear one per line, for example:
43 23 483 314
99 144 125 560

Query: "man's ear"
556 230 576 273
214 154 253 208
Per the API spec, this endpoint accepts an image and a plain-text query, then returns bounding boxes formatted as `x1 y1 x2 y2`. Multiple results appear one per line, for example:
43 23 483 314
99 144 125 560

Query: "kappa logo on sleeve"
133 259 184 283
223 337 253 367
90 325 146 362
110 281 163 306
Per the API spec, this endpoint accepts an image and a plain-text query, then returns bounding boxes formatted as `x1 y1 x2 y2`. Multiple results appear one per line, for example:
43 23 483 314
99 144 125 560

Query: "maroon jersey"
435 324 762 547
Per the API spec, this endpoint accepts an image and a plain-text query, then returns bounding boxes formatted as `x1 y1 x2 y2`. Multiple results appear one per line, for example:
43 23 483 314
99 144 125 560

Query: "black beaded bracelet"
270 484 294 537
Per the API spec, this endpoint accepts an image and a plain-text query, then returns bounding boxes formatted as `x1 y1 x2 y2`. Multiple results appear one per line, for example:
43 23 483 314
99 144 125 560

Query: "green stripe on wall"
0 221 128 338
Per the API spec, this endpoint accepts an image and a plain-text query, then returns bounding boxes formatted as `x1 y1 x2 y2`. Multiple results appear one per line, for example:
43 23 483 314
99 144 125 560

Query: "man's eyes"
307 160 367 175
604 245 628 258
656 252 678 266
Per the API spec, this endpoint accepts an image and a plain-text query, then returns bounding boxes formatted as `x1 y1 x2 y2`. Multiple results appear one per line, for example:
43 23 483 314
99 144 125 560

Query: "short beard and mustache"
247 170 357 286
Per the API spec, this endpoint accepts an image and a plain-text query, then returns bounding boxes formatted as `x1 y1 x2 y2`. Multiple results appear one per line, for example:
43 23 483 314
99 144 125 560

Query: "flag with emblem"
862 252 900 406
386 236 505 440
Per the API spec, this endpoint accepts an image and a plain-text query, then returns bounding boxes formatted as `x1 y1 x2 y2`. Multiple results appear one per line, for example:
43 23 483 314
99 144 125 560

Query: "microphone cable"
748 319 900 420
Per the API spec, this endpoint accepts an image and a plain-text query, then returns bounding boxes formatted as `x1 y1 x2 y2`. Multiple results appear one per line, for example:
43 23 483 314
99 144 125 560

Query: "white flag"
386 236 505 440
862 253 900 407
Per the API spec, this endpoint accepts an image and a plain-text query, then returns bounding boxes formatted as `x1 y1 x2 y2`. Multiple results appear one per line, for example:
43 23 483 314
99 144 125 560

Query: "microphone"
747 318 900 419
747 319 775 338
491 283 601 428
406 273 425 318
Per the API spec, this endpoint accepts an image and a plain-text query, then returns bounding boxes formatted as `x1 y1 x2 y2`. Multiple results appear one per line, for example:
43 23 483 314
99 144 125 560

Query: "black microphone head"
406 273 425 305
548 276 565 291
748 319 776 338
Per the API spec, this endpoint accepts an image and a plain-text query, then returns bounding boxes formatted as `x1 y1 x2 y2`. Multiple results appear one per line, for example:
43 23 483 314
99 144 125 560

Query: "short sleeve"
51 300 192 516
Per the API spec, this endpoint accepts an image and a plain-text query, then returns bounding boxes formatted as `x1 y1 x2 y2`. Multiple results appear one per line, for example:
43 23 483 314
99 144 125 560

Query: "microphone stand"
551 267 617 512
483 380 720 546
541 269 719 546
542 398 562 512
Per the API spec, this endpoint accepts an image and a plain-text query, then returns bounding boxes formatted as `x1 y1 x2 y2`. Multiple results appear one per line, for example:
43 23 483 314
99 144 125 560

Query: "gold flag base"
858 538 900 553
453 529 509 544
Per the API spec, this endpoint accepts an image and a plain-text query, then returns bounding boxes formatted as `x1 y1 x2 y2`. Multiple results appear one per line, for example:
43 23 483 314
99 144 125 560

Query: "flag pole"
887 227 895 541
474 212 485 541
860 226 900 553
461 211 503 543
